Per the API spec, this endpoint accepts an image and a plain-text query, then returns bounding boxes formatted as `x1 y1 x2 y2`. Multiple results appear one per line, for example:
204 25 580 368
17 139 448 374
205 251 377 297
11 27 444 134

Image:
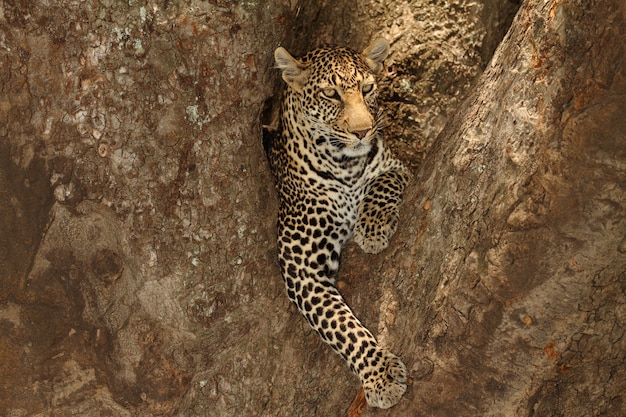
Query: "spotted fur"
268 39 409 409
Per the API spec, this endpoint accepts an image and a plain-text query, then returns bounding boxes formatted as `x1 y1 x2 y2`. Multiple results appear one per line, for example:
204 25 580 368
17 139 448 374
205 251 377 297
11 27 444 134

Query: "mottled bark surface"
1 0 624 416
1 1 290 415
384 0 626 416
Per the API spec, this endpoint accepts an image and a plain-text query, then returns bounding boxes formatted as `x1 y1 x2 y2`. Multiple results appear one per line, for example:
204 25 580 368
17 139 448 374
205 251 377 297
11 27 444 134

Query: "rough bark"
1 1 291 415
384 0 626 416
1 0 624 417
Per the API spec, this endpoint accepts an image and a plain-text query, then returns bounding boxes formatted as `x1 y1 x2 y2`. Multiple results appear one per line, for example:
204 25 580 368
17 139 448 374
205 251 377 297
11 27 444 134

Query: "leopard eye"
361 83 375 95
320 88 341 101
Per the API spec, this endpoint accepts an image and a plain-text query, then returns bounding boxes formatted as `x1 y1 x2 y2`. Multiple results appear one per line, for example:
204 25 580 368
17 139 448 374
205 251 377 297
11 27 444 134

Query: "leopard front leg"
277 209 407 409
353 168 409 254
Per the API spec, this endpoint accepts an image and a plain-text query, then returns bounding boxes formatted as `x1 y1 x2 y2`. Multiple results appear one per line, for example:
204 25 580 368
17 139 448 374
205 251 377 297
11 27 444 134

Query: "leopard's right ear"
274 47 308 93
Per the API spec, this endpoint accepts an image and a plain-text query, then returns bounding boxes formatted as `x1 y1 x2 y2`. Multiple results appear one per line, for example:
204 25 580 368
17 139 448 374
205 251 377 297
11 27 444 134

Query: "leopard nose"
352 129 370 139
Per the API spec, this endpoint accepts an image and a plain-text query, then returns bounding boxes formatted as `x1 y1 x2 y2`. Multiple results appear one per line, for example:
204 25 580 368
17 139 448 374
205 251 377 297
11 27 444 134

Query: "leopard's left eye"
361 83 375 95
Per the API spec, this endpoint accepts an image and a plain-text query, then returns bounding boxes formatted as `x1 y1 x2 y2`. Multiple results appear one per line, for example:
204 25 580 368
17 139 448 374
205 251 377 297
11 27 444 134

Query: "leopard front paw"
353 211 399 254
362 350 407 409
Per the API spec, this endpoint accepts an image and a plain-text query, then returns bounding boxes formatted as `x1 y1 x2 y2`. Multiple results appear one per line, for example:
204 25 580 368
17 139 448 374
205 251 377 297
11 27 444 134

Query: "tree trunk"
385 0 626 415
1 0 624 417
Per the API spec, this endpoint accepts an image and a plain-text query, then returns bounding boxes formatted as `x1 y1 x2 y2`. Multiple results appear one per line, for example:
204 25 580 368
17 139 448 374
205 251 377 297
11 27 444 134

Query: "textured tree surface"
1 1 625 417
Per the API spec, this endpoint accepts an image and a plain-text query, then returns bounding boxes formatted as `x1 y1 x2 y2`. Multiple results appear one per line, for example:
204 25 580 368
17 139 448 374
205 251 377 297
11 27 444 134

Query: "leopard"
266 38 410 409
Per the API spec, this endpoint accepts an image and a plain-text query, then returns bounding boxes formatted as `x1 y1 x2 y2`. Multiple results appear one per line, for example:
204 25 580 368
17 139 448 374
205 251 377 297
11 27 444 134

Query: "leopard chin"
341 142 373 157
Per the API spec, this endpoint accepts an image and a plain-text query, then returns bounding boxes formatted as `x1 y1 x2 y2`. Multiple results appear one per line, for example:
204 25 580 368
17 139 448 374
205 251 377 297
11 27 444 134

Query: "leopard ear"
362 38 390 74
275 47 309 93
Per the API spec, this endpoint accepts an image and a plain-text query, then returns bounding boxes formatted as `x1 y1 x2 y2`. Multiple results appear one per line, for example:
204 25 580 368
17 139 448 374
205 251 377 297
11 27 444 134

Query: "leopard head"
275 39 389 157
